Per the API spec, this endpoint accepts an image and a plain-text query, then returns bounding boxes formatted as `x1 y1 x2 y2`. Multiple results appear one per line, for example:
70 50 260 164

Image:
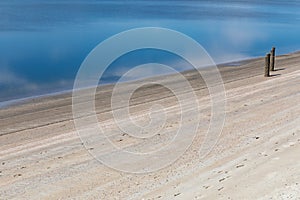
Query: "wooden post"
265 53 271 77
270 47 276 71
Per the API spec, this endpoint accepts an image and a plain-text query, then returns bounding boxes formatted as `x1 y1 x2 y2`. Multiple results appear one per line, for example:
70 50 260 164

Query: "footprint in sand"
219 177 226 182
236 164 244 168
174 193 181 197
13 174 22 177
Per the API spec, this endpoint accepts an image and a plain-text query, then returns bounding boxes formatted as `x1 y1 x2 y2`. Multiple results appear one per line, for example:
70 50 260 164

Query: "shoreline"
1 50 298 110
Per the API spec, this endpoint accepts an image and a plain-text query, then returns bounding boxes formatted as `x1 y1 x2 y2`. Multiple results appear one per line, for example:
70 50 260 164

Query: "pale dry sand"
0 52 299 199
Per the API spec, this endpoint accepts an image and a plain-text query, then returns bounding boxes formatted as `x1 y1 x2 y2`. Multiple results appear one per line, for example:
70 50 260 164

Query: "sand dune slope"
0 52 299 199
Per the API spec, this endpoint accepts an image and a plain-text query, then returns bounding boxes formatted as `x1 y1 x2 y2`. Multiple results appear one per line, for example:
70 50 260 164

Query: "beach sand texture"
0 52 299 199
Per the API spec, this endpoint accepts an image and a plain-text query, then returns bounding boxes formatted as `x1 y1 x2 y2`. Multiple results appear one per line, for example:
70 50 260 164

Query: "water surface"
0 0 300 103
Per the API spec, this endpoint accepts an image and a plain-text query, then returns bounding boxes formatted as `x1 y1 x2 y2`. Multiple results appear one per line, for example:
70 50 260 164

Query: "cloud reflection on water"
0 0 300 103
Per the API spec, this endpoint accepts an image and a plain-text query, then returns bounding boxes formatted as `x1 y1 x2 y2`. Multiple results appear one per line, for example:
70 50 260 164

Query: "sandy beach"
0 52 299 199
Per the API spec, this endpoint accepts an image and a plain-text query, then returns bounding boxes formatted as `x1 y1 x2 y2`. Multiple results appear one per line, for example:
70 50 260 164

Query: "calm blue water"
0 0 300 103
